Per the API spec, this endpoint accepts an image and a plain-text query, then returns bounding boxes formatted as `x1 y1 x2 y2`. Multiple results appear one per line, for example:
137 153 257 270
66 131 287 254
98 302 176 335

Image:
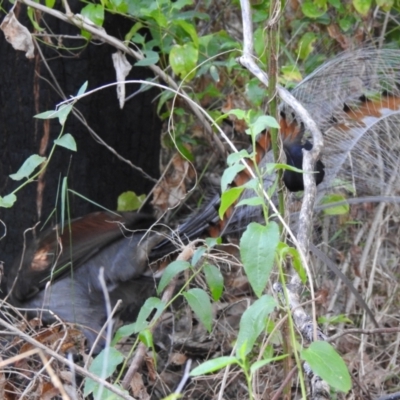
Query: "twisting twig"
0 318 135 400
238 0 329 397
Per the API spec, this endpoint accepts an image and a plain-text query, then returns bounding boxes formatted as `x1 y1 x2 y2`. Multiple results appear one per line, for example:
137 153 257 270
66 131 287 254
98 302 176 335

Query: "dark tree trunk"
0 1 162 285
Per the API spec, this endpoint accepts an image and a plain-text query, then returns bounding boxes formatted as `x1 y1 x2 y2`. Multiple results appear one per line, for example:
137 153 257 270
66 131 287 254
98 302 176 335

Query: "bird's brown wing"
8 211 155 302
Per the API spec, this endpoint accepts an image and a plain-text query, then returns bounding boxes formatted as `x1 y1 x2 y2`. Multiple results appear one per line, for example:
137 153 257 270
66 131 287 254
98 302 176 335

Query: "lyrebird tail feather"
152 47 400 255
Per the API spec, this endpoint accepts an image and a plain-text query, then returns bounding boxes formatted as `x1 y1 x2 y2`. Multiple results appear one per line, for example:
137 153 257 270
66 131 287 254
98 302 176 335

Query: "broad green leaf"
77 81 88 96
376 0 393 10
171 0 194 11
301 0 327 18
219 187 244 219
301 341 352 393
192 246 207 266
169 43 198 81
34 110 59 119
157 260 191 293
227 109 247 120
276 242 306 283
84 348 124 396
205 237 222 247
190 356 238 376
54 133 77 151
183 288 213 332
320 194 349 215
139 329 154 348
203 263 224 301
253 26 267 64
27 7 44 31
236 295 277 357
9 155 46 181
134 297 164 333
112 322 137 345
297 32 317 60
80 4 104 39
135 50 159 66
236 196 264 208
318 314 353 325
56 104 73 125
353 0 372 15
81 4 105 26
339 16 353 31
280 65 303 83
117 191 145 211
109 0 128 13
250 354 288 374
209 65 219 82
173 20 199 47
147 8 168 27
45 0 55 8
240 222 279 297
246 79 267 107
0 193 17 208
221 164 246 192
250 115 280 137
227 149 251 166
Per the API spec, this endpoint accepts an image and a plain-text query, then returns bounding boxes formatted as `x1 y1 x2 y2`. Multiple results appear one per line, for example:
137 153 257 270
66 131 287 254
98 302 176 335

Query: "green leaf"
353 0 372 15
169 43 198 81
56 104 73 126
84 348 124 396
250 115 280 137
9 155 46 181
135 50 159 66
45 0 55 8
301 0 327 18
54 133 77 151
190 356 238 376
227 149 251 166
157 260 191 293
236 196 264 208
0 193 17 208
236 295 277 357
246 79 267 107
117 191 145 211
77 81 88 96
301 341 352 393
209 65 219 82
34 103 73 125
112 322 137 346
221 164 246 192
183 288 213 332
320 194 349 215
240 222 279 297
276 242 306 283
203 263 224 301
227 109 247 120
173 20 199 47
109 0 128 13
318 314 353 325
134 297 164 333
192 246 207 266
250 354 288 374
81 4 105 26
376 0 393 10
205 237 221 247
297 32 317 60
139 329 154 348
219 187 244 219
27 7 44 31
